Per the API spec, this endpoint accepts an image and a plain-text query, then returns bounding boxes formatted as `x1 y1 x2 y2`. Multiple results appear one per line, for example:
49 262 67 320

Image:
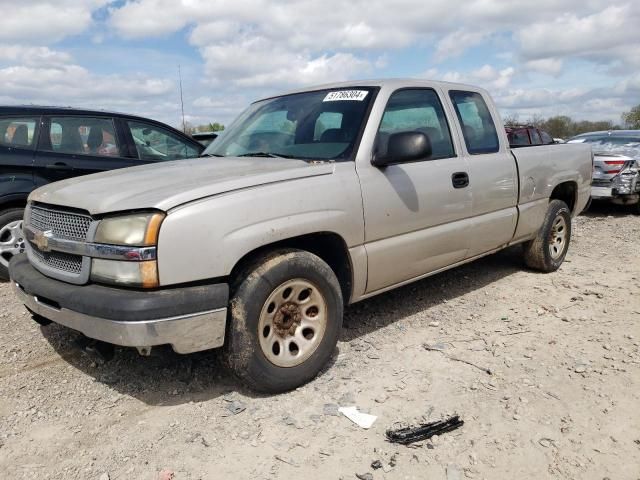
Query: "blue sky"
1 1 638 129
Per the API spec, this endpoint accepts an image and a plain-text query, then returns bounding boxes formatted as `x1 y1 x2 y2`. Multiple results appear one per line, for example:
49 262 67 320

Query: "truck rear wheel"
523 199 571 272
0 208 26 281
224 249 343 393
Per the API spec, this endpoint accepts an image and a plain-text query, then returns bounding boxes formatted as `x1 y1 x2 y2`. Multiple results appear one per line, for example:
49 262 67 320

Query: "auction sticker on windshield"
323 90 369 102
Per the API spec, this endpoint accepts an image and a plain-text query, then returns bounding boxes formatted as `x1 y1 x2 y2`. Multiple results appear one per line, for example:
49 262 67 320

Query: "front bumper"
9 254 229 354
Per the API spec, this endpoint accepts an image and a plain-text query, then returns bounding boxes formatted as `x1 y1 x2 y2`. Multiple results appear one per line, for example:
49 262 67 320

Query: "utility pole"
178 65 186 133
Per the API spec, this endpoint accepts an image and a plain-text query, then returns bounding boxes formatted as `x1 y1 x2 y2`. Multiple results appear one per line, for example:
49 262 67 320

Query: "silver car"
568 130 640 213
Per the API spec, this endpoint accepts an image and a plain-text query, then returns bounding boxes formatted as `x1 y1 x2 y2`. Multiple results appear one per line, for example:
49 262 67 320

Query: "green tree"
208 122 225 132
622 105 640 129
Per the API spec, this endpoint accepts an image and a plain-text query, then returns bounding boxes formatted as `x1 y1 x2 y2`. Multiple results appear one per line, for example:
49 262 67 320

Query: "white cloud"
518 5 640 63
0 0 110 43
434 30 488 62
524 58 563 76
0 45 72 67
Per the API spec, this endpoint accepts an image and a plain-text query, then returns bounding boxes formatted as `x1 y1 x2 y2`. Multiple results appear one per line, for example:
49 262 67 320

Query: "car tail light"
604 160 626 174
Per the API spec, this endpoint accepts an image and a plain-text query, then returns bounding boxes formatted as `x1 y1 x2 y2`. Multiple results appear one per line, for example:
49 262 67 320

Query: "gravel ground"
1 204 639 480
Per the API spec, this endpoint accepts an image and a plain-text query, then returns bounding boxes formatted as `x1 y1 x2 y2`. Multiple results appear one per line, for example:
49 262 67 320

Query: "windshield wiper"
238 152 295 159
201 153 224 157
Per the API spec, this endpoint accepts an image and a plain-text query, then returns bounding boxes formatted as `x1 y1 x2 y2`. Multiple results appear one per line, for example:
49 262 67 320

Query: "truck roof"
261 78 489 102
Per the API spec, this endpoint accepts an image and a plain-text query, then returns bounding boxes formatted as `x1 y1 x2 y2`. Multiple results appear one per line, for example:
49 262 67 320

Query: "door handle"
451 172 469 188
45 162 73 170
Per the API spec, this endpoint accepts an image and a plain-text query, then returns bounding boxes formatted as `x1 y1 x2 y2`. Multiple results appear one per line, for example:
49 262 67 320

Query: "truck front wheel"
523 199 571 272
224 249 343 393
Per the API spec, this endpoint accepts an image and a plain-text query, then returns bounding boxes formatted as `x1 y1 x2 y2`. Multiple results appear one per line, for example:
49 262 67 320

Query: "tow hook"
74 335 115 364
136 346 152 356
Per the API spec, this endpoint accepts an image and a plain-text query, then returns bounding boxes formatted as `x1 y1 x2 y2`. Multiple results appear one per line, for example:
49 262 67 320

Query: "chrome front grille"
26 204 93 284
30 248 83 274
29 205 92 241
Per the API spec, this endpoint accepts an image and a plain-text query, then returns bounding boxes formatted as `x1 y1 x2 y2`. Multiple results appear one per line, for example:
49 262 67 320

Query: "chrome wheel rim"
0 220 25 269
258 278 327 368
548 215 567 260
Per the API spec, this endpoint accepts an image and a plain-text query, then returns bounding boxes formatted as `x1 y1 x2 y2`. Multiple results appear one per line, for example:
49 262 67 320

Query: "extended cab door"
446 90 518 258
33 115 140 187
357 88 472 294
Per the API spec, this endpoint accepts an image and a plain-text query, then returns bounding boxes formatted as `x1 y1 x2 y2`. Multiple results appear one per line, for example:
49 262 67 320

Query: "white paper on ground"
338 406 377 429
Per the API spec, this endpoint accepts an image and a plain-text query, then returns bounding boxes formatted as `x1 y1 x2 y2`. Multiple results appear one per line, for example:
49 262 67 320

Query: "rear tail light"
604 160 626 174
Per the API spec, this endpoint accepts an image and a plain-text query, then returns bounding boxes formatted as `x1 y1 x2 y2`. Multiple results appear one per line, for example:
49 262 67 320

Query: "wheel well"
229 232 353 305
0 199 27 215
550 182 577 213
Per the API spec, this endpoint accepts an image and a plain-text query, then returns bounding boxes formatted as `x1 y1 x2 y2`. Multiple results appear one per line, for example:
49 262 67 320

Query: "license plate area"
591 186 612 198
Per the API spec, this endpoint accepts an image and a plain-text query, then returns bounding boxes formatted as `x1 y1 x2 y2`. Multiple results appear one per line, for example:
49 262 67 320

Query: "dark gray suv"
0 106 204 280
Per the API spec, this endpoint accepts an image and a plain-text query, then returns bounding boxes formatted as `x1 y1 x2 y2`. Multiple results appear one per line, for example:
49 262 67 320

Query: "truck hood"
29 156 335 215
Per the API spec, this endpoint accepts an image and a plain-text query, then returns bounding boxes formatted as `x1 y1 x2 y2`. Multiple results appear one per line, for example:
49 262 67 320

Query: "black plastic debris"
385 415 464 445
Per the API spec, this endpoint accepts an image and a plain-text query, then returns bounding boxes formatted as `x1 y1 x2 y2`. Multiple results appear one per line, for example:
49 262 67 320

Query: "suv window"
540 130 554 144
508 128 530 146
529 128 542 145
377 89 455 160
128 121 200 161
0 117 38 149
45 117 121 157
449 91 499 154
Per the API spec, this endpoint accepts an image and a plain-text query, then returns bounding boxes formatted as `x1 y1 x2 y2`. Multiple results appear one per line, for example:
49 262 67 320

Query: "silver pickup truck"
9 79 592 392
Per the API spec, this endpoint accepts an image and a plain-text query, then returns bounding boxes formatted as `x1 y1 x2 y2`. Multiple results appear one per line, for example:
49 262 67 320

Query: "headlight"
94 212 164 246
91 258 158 288
91 212 164 288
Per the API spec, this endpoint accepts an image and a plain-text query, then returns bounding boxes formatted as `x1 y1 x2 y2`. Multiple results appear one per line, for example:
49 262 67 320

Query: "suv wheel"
0 208 26 281
224 249 343 393
523 200 571 272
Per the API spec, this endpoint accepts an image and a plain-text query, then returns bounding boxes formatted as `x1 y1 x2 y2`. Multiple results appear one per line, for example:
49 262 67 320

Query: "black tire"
632 200 640 215
523 199 571 272
0 207 25 281
224 248 343 393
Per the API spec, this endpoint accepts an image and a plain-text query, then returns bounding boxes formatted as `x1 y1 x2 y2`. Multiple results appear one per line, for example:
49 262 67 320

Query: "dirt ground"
1 203 639 480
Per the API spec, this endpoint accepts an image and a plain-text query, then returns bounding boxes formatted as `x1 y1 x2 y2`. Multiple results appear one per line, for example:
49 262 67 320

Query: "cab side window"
0 117 38 149
128 121 200 161
44 117 121 157
449 91 499 154
377 89 455 160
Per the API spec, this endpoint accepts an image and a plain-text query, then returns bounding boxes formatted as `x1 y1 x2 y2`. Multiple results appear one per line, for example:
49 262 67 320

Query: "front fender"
156 163 365 286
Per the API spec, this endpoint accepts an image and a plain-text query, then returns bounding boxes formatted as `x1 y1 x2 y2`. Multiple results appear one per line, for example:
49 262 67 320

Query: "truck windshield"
203 88 376 161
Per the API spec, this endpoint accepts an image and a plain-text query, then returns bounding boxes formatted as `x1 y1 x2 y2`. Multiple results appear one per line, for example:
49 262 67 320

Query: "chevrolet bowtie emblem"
33 230 53 252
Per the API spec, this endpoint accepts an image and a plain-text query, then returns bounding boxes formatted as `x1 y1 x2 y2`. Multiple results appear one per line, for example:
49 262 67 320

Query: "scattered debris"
225 400 246 415
538 438 556 448
158 470 174 480
386 416 464 445
423 344 492 375
274 455 299 467
338 406 377 429
371 460 382 470
355 473 373 480
99 474 110 480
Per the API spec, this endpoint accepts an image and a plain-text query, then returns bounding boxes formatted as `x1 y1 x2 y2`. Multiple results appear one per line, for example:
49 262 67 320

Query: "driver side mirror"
372 131 432 167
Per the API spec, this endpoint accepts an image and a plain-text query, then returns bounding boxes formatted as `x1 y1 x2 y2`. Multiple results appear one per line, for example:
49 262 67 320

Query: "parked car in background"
567 130 640 212
10 79 591 392
191 131 219 147
0 106 205 279
505 125 556 147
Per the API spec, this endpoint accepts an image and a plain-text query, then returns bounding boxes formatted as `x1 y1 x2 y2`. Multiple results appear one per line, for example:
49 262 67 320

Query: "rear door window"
449 91 499 154
127 121 200 161
44 117 121 157
0 117 38 149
